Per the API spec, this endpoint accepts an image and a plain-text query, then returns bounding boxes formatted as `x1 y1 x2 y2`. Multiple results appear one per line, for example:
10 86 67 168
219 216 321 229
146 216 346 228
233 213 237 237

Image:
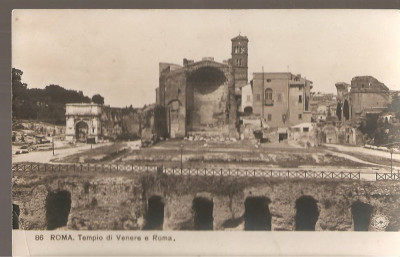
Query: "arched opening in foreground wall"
46 191 71 230
351 201 373 231
295 196 319 231
192 197 213 230
244 197 271 231
143 196 164 230
12 204 20 229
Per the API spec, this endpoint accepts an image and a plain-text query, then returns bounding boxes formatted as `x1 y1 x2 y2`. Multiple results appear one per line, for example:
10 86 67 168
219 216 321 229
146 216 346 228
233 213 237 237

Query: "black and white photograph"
11 9 400 240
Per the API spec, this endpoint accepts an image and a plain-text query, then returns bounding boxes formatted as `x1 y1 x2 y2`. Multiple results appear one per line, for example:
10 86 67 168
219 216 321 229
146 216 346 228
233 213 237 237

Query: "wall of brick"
13 171 400 231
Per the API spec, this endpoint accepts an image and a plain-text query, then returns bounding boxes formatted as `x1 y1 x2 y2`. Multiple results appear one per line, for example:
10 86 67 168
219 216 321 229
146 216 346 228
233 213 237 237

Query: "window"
299 114 302 119
268 114 272 121
236 59 242 66
265 88 273 106
256 94 261 101
266 79 271 82
303 127 309 132
298 95 302 103
247 95 251 102
240 47 245 53
265 89 272 100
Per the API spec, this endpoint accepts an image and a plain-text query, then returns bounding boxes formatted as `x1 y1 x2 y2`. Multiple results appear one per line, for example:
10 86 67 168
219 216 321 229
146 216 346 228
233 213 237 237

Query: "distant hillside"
12 68 103 125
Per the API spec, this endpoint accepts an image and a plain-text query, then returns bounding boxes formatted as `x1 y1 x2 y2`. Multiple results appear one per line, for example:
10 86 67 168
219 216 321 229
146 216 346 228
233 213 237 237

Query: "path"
12 142 113 163
325 144 400 161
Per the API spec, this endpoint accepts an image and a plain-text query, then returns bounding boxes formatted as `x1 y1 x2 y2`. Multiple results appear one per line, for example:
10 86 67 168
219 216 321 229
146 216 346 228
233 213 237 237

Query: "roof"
66 103 101 107
163 59 228 78
231 34 249 42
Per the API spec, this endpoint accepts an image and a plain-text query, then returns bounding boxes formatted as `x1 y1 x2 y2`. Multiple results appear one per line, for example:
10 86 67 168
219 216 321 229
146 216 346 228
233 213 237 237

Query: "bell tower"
231 34 249 89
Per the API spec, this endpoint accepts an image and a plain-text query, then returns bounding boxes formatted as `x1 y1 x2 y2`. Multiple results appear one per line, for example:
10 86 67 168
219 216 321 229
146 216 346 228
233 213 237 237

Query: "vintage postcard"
11 9 400 256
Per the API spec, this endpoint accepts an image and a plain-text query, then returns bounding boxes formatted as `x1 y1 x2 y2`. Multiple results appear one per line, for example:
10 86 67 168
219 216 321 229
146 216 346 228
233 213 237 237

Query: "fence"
376 172 400 181
12 163 362 180
163 167 361 180
12 163 157 173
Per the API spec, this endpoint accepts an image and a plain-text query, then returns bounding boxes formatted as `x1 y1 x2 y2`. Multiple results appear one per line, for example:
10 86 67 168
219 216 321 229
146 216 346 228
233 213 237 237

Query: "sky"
12 9 400 107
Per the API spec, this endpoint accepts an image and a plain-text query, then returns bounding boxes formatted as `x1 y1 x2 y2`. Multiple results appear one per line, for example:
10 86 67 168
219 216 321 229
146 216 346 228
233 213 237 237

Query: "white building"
65 103 102 143
241 83 253 115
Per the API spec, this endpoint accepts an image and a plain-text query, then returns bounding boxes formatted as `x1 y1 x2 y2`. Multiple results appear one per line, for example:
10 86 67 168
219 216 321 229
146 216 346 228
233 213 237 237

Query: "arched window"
265 88 273 105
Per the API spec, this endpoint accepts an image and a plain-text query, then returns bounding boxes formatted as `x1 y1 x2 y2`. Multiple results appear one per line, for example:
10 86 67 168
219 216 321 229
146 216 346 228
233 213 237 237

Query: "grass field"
54 139 379 169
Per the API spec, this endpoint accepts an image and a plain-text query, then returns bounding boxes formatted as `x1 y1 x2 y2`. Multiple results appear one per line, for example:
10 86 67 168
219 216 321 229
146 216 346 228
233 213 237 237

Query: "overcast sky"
12 9 400 107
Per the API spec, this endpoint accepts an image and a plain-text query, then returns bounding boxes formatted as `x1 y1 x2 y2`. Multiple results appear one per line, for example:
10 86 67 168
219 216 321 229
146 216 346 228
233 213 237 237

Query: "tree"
12 68 27 100
336 103 342 121
343 100 350 121
359 113 379 138
12 67 95 124
92 94 104 105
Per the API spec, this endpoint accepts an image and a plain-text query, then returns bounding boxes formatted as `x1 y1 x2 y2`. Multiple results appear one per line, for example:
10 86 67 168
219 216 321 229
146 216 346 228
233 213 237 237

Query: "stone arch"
244 196 272 231
167 99 182 108
143 195 165 230
46 190 71 230
243 106 253 116
167 99 182 138
295 196 319 231
322 125 339 144
75 120 89 142
192 197 214 230
351 201 373 231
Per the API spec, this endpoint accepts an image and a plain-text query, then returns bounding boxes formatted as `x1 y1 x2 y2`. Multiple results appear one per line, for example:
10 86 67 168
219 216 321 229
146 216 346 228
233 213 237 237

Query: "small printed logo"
371 215 389 230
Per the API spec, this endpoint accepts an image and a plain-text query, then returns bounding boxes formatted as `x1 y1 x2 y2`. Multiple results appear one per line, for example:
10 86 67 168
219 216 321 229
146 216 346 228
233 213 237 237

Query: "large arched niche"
186 66 228 131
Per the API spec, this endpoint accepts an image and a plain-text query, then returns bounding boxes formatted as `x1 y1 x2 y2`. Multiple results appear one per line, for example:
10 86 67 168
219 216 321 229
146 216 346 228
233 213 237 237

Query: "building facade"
335 76 390 122
350 76 390 119
252 73 313 128
156 35 249 138
240 83 253 115
65 103 102 142
231 35 249 93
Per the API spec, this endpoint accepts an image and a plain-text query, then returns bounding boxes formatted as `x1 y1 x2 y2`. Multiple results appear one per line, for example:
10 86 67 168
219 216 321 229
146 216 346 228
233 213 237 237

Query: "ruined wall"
101 107 141 140
160 61 236 138
350 76 390 119
13 170 400 231
163 71 187 138
141 105 168 141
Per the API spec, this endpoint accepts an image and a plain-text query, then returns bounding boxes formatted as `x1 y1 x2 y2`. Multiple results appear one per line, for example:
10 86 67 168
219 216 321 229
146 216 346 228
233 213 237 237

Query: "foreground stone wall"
12 170 400 231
